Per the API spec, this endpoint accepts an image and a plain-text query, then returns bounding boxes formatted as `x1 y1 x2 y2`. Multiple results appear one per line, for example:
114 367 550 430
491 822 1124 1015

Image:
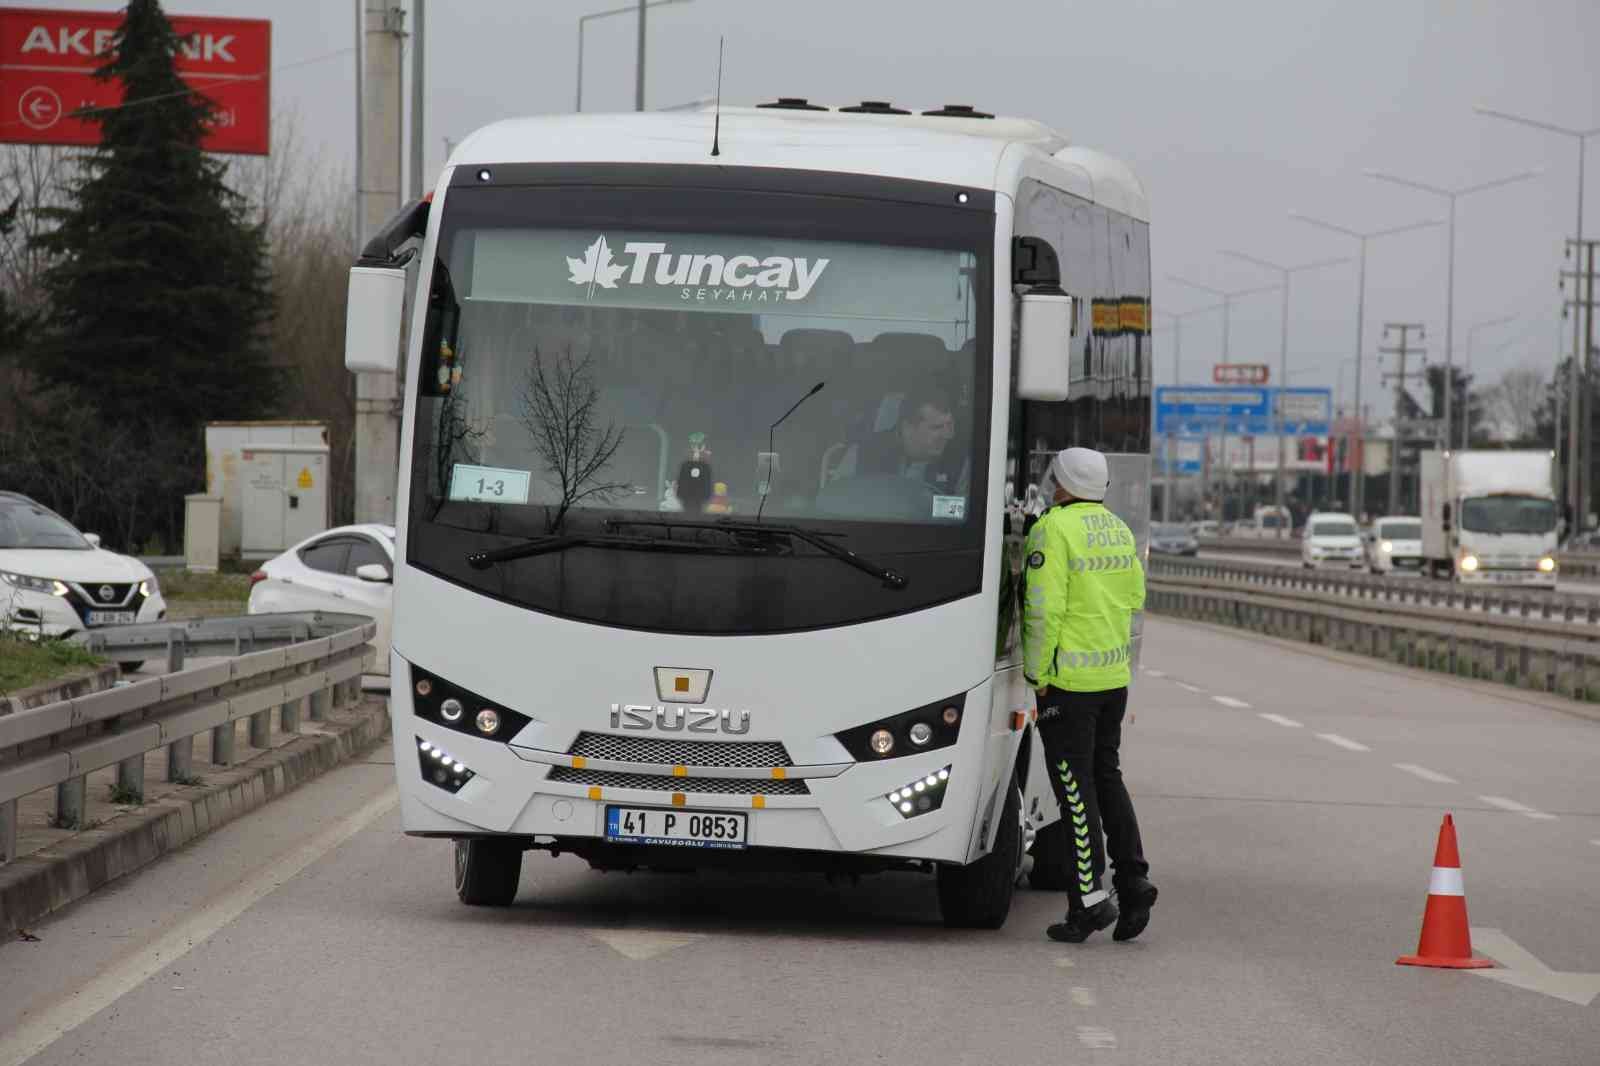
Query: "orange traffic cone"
1396 814 1492 969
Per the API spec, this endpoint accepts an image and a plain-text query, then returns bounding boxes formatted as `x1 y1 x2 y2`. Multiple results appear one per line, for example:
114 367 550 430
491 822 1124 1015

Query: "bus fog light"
909 722 933 746
415 737 474 794
1459 554 1479 573
440 698 464 722
869 729 894 756
941 706 960 726
415 678 433 698
885 766 952 819
1538 556 1556 573
476 709 501 735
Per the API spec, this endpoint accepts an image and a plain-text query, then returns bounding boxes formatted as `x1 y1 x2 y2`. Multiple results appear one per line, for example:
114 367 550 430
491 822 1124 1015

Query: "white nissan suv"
0 492 168 645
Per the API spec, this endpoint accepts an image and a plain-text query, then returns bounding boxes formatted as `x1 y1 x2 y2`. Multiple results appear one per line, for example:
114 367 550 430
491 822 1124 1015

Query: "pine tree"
31 0 279 427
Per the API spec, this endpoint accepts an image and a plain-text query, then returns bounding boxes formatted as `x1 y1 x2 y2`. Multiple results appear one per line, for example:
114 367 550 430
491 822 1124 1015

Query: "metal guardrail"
1195 534 1600 578
1147 558 1600 702
1153 555 1600 624
0 611 377 864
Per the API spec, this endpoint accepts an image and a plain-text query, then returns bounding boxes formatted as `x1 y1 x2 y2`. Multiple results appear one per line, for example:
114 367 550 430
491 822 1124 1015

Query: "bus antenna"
710 37 724 157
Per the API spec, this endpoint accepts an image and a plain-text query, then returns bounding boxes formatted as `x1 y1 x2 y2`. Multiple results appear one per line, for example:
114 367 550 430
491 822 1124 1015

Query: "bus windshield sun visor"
466 520 907 589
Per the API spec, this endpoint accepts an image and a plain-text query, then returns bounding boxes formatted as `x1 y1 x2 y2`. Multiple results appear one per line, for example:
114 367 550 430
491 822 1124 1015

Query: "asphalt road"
3 617 1597 1066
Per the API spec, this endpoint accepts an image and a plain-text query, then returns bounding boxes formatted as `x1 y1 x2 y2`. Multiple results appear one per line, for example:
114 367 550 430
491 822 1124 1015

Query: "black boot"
1046 899 1117 943
1113 877 1157 942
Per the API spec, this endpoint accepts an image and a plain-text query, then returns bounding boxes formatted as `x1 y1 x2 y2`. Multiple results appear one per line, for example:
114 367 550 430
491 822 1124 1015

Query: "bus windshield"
1460 495 1558 535
407 175 993 634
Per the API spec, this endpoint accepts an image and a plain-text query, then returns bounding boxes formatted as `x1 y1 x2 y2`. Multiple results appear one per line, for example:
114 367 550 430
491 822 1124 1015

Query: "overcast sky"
37 0 1600 419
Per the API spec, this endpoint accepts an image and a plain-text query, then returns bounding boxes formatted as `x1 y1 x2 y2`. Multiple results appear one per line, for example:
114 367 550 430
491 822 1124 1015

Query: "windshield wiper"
465 532 761 570
605 518 908 590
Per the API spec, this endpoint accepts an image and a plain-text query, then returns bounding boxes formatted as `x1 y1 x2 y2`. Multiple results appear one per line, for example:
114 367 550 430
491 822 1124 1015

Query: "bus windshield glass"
1460 495 1558 535
407 175 993 634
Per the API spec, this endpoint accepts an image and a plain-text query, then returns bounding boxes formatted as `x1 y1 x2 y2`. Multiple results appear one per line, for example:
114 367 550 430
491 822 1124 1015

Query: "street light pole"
1289 211 1442 520
1475 106 1600 532
575 0 692 112
1165 276 1278 523
1365 168 1542 457
1462 314 1517 449
1155 303 1225 385
1222 251 1349 531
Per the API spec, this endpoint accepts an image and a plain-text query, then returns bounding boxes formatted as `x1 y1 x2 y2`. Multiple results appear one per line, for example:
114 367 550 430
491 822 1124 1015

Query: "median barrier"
0 611 383 934
1147 556 1600 704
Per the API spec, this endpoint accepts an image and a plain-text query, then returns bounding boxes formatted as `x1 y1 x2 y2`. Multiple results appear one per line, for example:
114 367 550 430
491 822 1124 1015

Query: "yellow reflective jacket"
1022 501 1146 692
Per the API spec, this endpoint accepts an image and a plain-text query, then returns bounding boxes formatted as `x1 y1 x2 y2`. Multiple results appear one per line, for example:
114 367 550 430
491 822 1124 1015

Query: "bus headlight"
1381 540 1394 553
1459 554 1479 573
834 694 967 760
1538 556 1557 573
408 664 532 740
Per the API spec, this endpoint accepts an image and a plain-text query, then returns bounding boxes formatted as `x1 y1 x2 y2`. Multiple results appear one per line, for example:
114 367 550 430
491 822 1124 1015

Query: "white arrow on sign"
1470 927 1600 1006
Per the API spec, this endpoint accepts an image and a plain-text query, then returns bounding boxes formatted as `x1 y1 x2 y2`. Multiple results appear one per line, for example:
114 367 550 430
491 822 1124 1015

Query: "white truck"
1419 450 1559 586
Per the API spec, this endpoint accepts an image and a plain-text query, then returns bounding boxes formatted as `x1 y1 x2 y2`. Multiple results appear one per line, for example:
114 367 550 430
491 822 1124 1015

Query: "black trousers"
1036 686 1149 911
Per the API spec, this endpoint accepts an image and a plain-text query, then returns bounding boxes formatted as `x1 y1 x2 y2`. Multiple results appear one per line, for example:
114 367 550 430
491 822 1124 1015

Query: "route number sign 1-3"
448 465 532 505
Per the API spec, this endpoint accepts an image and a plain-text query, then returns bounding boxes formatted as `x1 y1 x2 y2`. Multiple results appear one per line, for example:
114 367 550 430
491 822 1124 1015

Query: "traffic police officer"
1023 447 1157 943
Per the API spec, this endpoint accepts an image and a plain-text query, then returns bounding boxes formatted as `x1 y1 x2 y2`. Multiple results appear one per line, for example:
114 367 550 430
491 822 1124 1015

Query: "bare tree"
1484 366 1548 443
519 347 627 533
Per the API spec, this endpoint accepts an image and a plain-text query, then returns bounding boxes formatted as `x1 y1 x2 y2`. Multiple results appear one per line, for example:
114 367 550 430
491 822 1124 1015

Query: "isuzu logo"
609 704 751 735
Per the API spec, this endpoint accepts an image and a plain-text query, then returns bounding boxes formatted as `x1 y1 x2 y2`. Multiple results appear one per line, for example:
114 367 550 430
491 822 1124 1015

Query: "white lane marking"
1478 795 1557 820
1076 1026 1118 1050
0 787 399 1066
1471 928 1600 1006
1054 956 1076 969
1258 713 1303 728
1212 696 1251 709
1175 682 1204 693
1393 762 1457 784
1591 840 1600 848
1143 668 1166 678
589 930 705 960
1070 986 1097 1007
1316 732 1371 752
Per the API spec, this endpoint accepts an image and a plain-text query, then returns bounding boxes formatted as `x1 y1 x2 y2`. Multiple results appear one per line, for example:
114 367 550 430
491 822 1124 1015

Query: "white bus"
345 100 1152 927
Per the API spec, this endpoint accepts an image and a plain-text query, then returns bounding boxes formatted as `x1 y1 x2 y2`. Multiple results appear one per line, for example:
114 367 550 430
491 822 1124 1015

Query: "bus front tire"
937 780 1020 928
454 838 521 906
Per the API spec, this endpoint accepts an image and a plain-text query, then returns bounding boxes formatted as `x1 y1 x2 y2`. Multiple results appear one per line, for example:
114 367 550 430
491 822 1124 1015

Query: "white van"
1301 511 1364 569
1368 515 1423 575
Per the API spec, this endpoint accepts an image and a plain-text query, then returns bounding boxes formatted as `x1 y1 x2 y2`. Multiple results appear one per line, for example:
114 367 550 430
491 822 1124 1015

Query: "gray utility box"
205 421 328 556
241 443 330 559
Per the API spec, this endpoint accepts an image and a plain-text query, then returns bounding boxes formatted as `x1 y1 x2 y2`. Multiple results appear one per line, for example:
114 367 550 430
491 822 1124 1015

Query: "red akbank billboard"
0 7 270 155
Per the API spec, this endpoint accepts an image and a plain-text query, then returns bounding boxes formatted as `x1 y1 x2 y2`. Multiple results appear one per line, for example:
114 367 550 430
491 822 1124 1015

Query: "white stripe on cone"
1428 866 1466 897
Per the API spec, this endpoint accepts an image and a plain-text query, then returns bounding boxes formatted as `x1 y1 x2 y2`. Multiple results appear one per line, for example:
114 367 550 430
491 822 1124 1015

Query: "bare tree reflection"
520 346 627 533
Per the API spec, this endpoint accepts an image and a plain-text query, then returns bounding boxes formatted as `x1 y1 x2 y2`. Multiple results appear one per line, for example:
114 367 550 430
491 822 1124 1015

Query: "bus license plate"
605 806 747 849
87 611 136 626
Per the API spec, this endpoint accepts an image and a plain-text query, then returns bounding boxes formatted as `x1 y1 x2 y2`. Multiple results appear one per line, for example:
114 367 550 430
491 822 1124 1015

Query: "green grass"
0 634 103 695
153 569 252 604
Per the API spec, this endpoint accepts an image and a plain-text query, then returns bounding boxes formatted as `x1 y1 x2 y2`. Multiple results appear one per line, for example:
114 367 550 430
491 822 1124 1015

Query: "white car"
1368 515 1424 575
1301 511 1365 569
0 492 168 662
248 524 394 676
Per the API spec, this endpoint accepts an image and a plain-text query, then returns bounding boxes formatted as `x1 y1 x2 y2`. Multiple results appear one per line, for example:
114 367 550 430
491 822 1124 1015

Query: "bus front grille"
546 766 810 796
568 732 792 769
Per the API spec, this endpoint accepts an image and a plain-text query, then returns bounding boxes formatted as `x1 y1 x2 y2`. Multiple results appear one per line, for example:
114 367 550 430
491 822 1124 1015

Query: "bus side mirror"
1012 236 1074 401
344 266 407 374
